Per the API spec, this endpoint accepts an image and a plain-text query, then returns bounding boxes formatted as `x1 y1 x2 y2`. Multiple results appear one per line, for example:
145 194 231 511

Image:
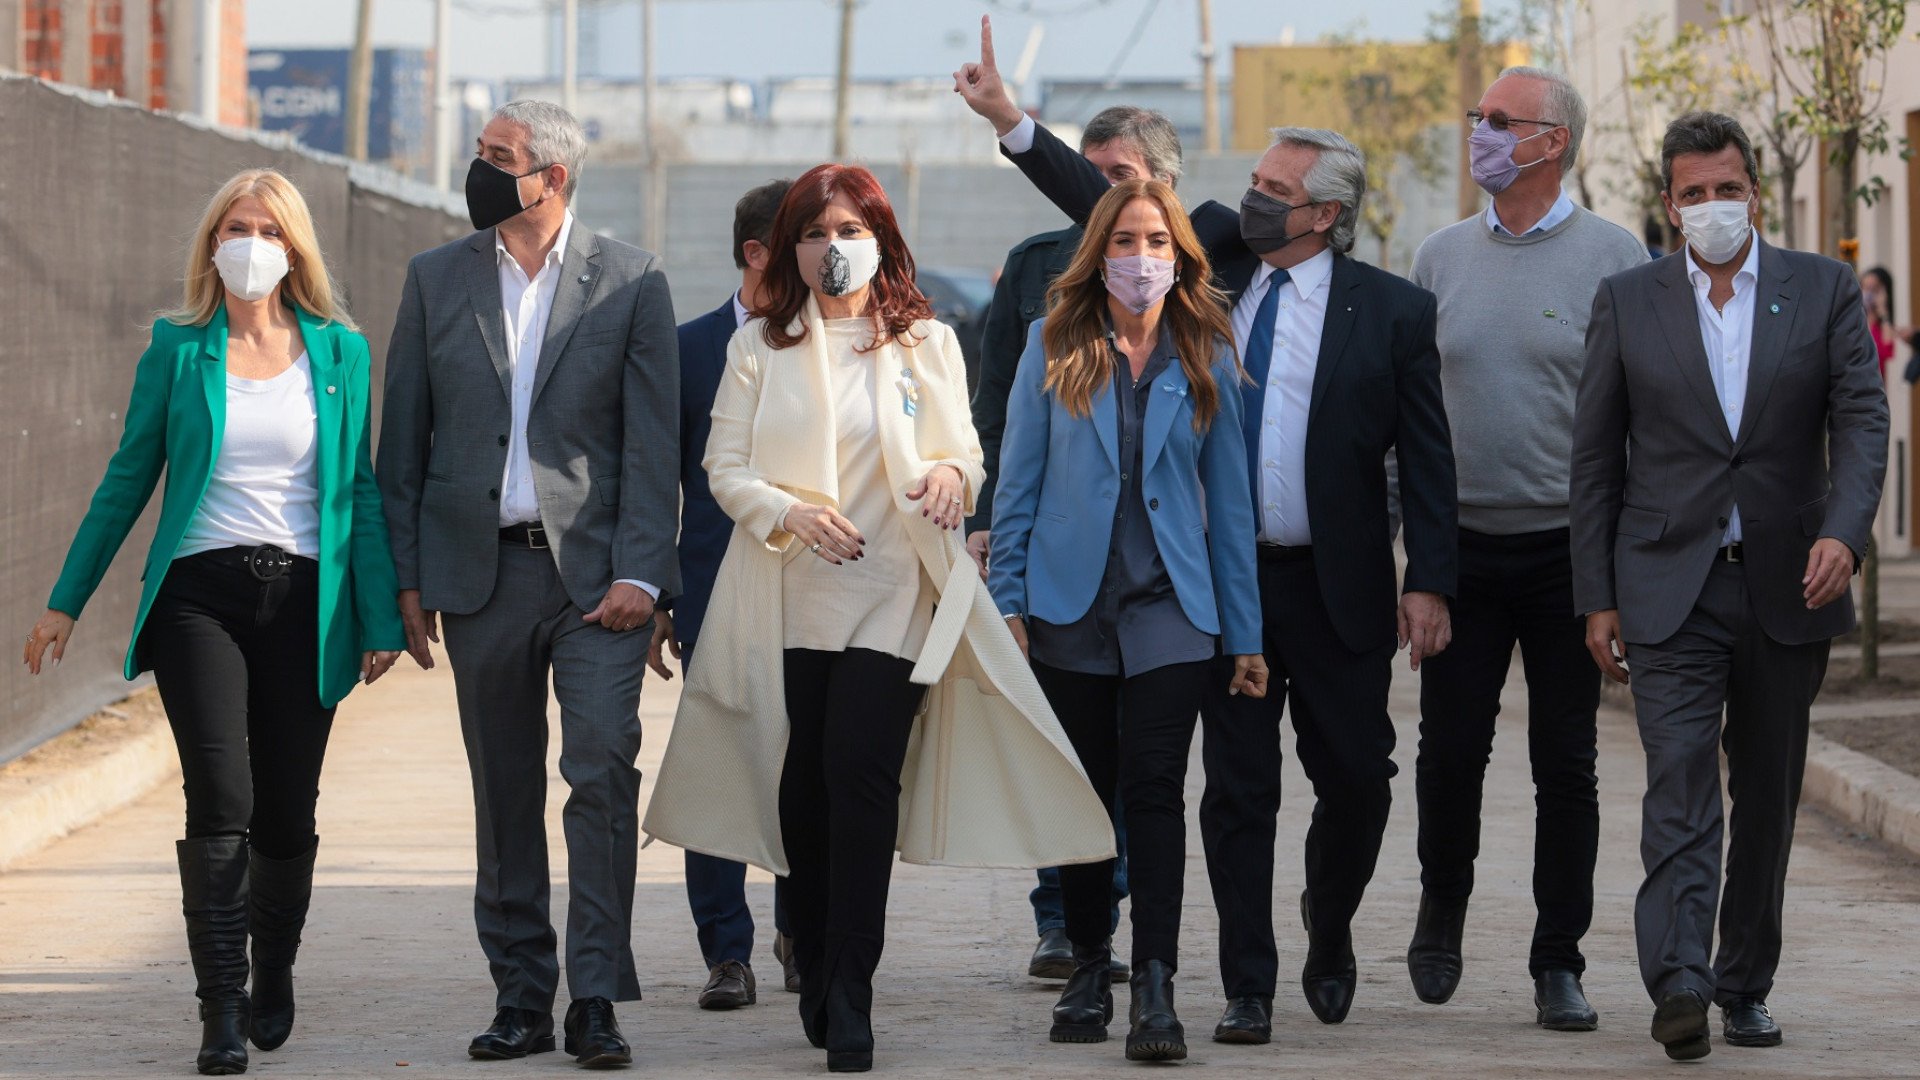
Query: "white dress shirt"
495 212 657 599
731 289 751 330
998 113 1039 155
1685 237 1761 545
1237 247 1334 545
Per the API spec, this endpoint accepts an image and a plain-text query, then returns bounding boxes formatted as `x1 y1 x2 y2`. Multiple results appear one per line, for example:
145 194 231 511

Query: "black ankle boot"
1125 959 1187 1062
823 932 880 1073
247 838 316 1051
1406 891 1467 1005
1049 943 1113 1043
178 836 251 1075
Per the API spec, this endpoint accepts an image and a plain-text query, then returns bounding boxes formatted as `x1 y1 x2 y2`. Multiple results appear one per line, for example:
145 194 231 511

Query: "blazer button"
499 434 509 446
1717 516 1729 528
489 488 500 501
1149 498 1159 510
1731 456 1744 469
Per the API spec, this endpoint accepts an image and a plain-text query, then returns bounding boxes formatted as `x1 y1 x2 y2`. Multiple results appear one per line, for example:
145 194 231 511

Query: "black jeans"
1200 550 1397 997
778 649 926 988
1414 528 1600 977
141 548 334 860
1034 659 1209 969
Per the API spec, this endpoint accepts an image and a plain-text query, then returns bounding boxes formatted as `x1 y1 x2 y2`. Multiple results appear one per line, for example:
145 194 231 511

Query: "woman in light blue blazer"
988 178 1266 1061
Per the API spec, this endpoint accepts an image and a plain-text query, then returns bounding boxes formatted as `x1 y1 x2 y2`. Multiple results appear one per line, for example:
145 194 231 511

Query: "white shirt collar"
731 289 751 329
1486 189 1576 236
494 210 576 274
1684 231 1760 293
1255 246 1334 298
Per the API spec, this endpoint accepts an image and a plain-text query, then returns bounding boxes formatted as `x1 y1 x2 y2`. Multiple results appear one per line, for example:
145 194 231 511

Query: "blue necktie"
1241 268 1289 497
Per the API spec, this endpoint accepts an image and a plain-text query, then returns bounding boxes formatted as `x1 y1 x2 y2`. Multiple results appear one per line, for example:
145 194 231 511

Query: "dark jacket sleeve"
1000 120 1111 226
1568 275 1629 615
376 257 431 593
615 256 682 597
1819 267 1891 563
1393 287 1458 598
969 247 1029 533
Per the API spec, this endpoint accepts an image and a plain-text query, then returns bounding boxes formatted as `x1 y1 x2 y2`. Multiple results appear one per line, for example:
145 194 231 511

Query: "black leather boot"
178 836 251 1076
1125 960 1187 1062
248 838 317 1051
822 932 880 1073
793 931 829 1050
1048 943 1113 1043
1406 892 1467 1005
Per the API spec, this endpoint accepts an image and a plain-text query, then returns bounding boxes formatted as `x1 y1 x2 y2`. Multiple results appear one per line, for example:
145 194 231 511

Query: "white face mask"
1677 197 1754 266
801 236 881 298
212 236 291 302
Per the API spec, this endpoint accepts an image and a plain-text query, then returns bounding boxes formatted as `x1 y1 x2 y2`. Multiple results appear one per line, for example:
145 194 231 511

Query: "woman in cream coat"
643 164 1112 1073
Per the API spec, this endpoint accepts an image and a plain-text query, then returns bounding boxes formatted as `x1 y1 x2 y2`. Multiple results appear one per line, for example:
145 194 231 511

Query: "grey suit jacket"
377 223 681 616
1570 240 1888 646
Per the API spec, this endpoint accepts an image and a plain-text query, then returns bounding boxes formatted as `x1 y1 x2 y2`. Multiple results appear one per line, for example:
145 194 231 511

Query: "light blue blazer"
988 319 1261 655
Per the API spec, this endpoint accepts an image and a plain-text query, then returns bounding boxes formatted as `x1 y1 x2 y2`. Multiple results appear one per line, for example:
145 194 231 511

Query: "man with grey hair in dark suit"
378 99 680 1068
1571 110 1886 1063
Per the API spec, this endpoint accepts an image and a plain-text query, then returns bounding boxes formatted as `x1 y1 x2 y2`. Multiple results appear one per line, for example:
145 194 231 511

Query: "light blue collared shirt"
1486 189 1576 237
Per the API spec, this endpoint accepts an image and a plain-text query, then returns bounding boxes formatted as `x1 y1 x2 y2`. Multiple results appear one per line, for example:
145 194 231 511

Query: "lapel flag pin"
578 274 591 284
1770 303 1780 314
1544 308 1557 319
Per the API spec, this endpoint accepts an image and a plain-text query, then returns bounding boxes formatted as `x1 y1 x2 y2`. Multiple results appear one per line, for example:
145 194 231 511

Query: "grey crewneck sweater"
1410 204 1648 534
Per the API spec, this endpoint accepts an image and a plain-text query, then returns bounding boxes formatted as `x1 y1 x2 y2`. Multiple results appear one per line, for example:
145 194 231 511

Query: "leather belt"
500 522 549 550
1718 543 1745 564
1257 543 1314 563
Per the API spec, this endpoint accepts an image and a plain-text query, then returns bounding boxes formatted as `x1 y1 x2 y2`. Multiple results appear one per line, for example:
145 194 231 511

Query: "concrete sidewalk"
2 653 1918 1078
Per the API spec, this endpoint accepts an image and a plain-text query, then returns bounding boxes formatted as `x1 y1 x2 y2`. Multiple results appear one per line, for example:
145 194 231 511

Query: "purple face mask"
1468 121 1550 196
1103 254 1178 314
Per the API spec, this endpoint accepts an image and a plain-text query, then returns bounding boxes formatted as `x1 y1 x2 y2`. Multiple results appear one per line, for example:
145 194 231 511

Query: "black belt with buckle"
1257 543 1314 563
1718 542 1745 564
500 522 549 549
243 544 294 582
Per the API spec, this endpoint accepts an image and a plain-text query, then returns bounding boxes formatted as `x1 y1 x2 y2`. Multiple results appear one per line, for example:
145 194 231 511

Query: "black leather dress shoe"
467 1006 555 1059
1301 889 1356 1025
1651 988 1710 1061
563 997 632 1068
1212 995 1272 1045
1029 927 1074 980
1721 997 1782 1047
1533 969 1598 1031
773 932 801 994
1406 892 1467 1004
699 959 757 1009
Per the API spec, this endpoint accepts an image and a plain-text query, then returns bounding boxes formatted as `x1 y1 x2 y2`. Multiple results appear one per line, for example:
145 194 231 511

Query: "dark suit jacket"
1003 120 1458 653
1570 241 1888 645
663 298 738 647
969 223 1080 532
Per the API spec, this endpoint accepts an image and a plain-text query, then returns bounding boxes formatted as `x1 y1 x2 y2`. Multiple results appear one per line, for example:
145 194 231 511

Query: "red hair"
755 163 932 352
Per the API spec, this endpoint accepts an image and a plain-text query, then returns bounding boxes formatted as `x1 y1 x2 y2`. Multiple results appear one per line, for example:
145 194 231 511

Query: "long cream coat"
642 299 1115 875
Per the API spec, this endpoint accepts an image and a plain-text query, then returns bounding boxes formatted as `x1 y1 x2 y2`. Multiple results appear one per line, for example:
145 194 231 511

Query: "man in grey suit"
1570 112 1887 1063
377 100 680 1068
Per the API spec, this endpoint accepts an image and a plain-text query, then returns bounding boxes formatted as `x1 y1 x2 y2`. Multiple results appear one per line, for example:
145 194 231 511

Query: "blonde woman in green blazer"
21 169 407 1077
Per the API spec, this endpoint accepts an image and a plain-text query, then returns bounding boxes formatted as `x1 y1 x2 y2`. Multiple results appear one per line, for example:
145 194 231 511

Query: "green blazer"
48 306 407 708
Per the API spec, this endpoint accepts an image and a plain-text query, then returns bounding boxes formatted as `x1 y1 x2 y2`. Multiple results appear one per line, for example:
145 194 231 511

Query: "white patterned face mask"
212 237 291 302
799 237 881 298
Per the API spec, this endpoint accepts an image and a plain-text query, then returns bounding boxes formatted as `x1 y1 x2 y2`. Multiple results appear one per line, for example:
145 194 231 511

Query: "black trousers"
141 548 334 860
1199 550 1396 997
1033 659 1209 968
778 648 926 985
1415 527 1600 976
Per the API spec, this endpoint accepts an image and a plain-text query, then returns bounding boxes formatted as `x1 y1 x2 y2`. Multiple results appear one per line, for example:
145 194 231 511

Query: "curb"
0 689 179 872
1803 731 1920 860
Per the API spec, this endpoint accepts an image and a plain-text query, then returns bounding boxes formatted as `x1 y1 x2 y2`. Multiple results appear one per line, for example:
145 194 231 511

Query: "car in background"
916 267 995 393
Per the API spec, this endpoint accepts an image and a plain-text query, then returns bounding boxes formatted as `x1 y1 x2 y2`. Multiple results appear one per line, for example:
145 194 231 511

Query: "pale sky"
247 0 1460 84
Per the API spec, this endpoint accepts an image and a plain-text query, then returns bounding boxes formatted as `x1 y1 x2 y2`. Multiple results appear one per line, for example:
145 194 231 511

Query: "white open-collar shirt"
495 211 656 599
1684 235 1760 546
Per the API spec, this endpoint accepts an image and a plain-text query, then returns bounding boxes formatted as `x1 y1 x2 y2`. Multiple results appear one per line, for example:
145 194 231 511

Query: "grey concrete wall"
0 76 466 764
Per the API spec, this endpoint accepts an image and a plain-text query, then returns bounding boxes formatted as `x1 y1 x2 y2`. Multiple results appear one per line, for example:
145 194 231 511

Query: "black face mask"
1239 187 1315 255
465 157 548 231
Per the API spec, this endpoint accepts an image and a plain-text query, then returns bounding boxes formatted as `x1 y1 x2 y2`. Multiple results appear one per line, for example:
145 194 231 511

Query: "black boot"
822 932 881 1073
1406 892 1467 1005
248 838 317 1051
1125 960 1187 1062
793 931 829 1050
178 836 251 1076
1049 943 1113 1043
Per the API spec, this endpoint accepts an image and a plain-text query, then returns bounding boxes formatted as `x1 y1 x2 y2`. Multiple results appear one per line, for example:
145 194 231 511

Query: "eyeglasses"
1467 110 1561 132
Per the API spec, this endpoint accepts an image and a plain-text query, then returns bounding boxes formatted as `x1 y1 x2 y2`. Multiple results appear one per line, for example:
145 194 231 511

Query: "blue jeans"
1031 794 1128 935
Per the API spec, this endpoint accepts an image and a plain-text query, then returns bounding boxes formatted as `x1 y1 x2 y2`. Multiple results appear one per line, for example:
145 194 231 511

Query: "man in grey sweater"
1403 67 1647 1030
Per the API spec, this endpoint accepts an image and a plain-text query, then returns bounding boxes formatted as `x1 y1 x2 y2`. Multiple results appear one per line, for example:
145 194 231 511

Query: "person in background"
378 100 681 1068
1860 266 1898 380
991 177 1266 1062
1402 67 1647 1032
23 168 407 1076
641 164 1113 1074
968 103 1185 986
648 178 798 1008
1571 111 1887 1062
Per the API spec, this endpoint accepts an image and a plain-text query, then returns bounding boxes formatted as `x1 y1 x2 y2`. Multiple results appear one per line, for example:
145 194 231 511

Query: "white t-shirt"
176 352 322 559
